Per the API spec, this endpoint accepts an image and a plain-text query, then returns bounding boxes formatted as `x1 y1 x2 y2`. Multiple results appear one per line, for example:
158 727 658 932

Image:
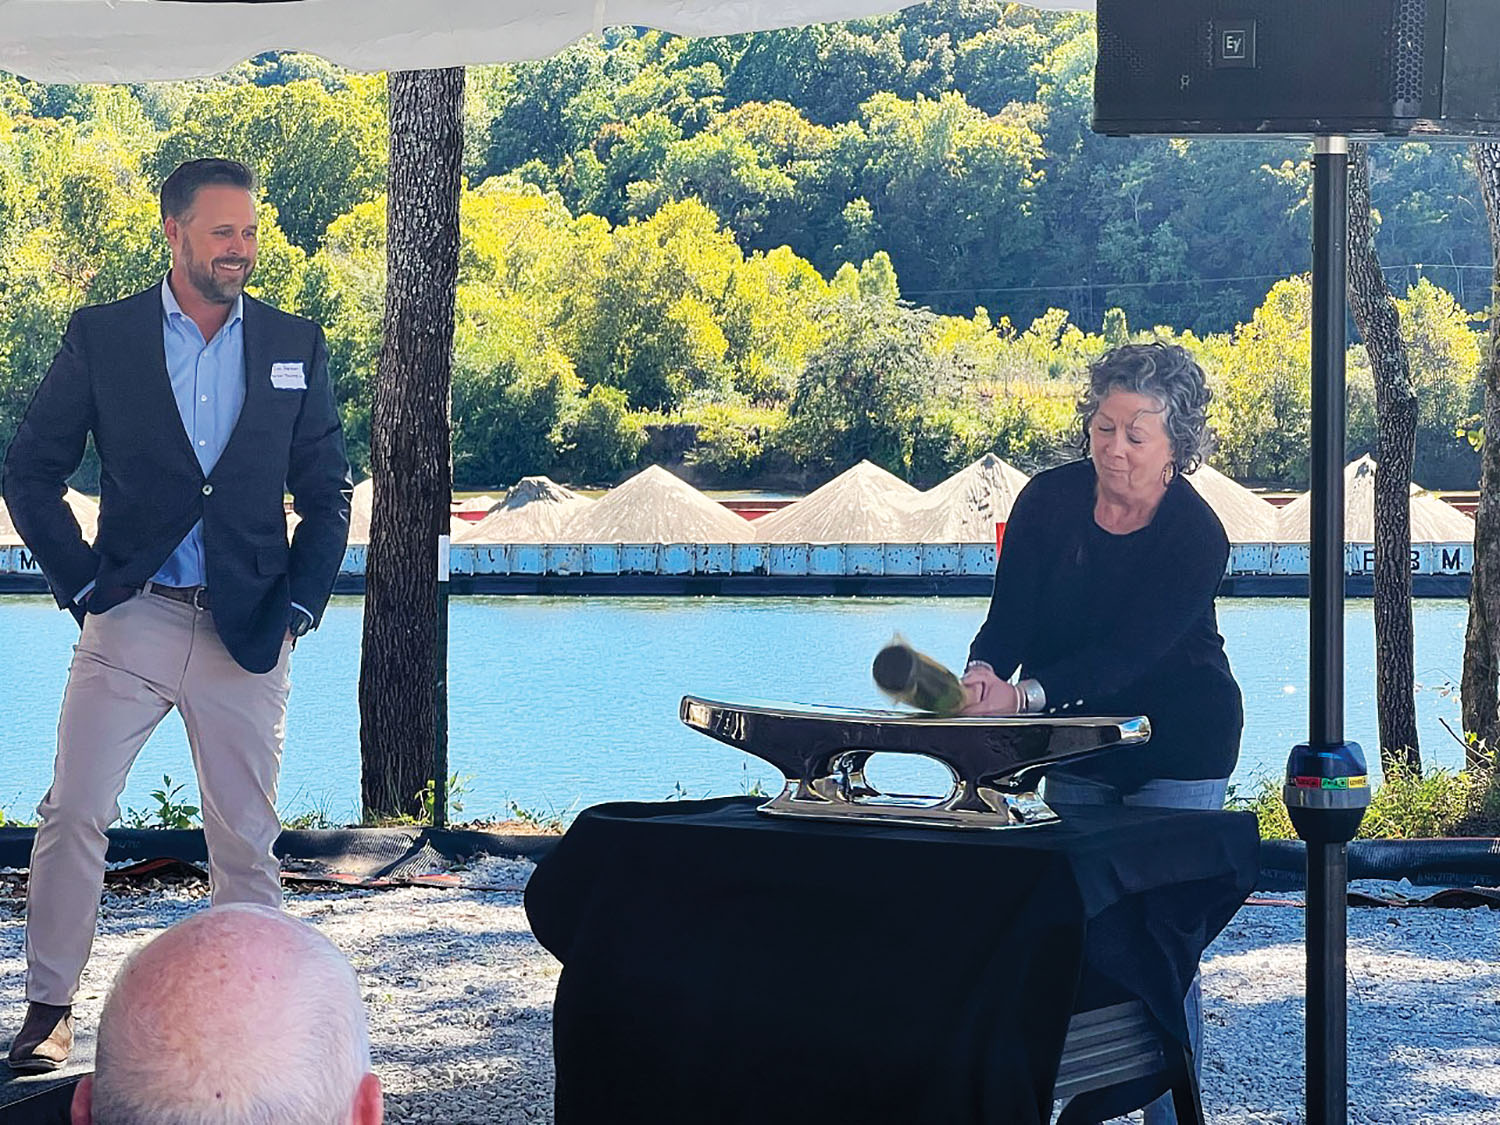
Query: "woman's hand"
960 665 1020 716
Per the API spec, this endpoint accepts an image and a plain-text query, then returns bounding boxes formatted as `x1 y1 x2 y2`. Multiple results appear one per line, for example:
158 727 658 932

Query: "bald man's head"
73 904 381 1125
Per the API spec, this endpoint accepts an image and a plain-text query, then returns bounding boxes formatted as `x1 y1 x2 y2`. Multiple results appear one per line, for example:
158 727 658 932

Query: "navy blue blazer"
2 286 352 673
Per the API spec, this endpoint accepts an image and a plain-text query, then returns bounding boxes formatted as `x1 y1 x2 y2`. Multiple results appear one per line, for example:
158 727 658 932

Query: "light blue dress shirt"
152 274 247 587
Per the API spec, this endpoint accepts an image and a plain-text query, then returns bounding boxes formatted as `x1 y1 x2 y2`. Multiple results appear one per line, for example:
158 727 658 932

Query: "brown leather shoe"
7 1002 72 1073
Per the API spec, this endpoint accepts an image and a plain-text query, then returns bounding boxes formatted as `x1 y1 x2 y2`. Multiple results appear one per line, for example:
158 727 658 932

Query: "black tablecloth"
526 796 1259 1125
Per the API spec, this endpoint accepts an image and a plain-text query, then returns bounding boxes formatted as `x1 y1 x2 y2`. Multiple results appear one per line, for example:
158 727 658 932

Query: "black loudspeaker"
1094 0 1500 138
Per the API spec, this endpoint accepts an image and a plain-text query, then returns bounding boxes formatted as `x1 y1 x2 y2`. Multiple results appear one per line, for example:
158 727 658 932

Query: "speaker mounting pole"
1310 135 1347 755
1304 132 1355 1125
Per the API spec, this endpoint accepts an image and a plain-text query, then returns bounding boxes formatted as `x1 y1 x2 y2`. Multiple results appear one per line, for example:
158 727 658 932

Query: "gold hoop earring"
1161 463 1175 487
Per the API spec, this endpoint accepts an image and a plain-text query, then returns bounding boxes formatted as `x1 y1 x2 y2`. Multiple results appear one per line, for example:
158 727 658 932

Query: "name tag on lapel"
270 362 307 390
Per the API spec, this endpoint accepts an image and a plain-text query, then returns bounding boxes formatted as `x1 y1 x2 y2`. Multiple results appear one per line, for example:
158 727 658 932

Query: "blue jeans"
1042 773 1230 1125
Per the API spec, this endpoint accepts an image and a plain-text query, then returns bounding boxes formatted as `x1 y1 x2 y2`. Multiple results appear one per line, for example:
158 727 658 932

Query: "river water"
0 596 1473 825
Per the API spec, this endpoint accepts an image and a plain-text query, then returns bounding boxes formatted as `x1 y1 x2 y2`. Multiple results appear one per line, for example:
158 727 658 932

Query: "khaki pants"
25 588 291 1005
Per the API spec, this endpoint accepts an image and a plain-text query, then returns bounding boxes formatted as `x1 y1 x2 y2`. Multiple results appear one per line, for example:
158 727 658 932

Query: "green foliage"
463 9 1473 345
909 404 992 483
10 13 1500 347
505 799 574 833
1344 357 1379 461
681 401 785 476
2 20 1496 491
844 91 1044 300
0 231 87 452
243 201 309 311
452 288 583 488
718 245 829 403
297 199 385 472
1394 278 1483 484
148 76 387 252
1358 765 1480 839
1232 765 1498 840
1226 774 1296 840
1206 278 1314 487
0 793 34 828
416 773 471 826
780 294 940 474
482 39 614 174
1102 307 1129 347
562 198 737 411
234 51 355 93
124 775 201 830
565 384 647 481
1457 413 1485 453
738 761 769 798
908 392 1068 484
655 117 795 242
280 808 340 830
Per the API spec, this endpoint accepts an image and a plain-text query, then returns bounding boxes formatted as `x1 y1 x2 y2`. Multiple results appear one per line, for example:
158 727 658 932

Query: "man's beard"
182 240 253 304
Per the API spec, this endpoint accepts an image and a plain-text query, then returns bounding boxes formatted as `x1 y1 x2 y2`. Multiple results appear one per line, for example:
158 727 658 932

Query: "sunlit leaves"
1207 277 1314 486
149 77 386 252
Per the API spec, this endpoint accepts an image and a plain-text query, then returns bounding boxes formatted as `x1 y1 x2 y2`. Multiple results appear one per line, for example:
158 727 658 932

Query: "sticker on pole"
1293 775 1368 790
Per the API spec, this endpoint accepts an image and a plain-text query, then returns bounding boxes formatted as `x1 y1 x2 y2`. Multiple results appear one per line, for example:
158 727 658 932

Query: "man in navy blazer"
1 158 352 1070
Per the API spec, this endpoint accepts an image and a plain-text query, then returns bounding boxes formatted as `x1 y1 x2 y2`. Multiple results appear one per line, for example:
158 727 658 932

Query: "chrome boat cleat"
679 697 1151 830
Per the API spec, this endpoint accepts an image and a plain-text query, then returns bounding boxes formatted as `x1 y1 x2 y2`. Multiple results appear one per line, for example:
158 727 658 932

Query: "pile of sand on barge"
0 489 98 545
457 477 594 543
559 465 754 543
1276 456 1474 543
753 461 919 543
900 454 1029 543
1185 463 1281 542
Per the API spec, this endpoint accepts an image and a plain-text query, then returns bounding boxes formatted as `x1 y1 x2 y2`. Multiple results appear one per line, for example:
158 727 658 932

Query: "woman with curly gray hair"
959 342 1242 1125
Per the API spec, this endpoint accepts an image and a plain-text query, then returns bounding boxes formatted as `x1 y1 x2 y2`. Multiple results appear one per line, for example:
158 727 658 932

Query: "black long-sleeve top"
968 459 1243 791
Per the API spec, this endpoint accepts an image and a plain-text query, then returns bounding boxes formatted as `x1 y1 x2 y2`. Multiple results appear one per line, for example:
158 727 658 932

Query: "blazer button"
201 484 213 496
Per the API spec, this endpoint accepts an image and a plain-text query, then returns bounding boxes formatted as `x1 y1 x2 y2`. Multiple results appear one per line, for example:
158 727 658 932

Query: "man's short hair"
90 903 372 1125
159 159 257 222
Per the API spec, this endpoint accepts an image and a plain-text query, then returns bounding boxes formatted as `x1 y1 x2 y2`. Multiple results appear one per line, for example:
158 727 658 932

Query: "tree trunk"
1345 144 1420 774
358 68 464 821
1462 143 1500 772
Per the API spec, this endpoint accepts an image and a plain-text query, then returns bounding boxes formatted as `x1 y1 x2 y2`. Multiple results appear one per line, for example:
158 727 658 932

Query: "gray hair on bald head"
1077 342 1215 474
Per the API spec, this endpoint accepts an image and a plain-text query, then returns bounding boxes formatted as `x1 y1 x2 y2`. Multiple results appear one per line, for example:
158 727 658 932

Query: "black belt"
146 582 210 610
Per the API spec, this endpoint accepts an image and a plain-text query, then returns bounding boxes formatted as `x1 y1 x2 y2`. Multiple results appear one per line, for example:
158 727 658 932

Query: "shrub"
1229 773 1297 840
683 402 785 477
909 405 989 484
779 296 939 474
564 384 648 481
1359 764 1482 839
1230 764 1497 839
452 362 581 488
994 387 1075 468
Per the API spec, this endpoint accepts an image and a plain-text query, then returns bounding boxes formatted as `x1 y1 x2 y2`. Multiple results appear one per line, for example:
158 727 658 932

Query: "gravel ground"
1193 888 1500 1125
0 866 1495 1124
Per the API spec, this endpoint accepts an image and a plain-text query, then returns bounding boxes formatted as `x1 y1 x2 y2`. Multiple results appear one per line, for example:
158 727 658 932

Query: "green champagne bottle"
872 637 966 715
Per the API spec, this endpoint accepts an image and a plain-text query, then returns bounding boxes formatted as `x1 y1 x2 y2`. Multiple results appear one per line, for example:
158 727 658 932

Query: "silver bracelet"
1014 678 1046 714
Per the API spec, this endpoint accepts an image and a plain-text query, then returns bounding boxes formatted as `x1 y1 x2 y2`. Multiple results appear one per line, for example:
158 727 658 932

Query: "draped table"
525 796 1259 1125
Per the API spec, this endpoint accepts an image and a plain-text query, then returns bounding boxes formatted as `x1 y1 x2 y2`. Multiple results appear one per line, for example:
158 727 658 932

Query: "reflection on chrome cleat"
679 697 1150 830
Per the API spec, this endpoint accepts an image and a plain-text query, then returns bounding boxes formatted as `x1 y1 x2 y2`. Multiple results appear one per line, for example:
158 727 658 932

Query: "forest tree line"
0 2 1490 490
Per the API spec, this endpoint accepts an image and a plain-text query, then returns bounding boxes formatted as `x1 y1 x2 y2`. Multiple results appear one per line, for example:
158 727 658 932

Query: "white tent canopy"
0 0 1092 84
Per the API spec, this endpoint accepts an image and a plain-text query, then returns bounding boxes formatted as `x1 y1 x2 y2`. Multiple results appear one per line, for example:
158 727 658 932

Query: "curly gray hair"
1077 342 1216 474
